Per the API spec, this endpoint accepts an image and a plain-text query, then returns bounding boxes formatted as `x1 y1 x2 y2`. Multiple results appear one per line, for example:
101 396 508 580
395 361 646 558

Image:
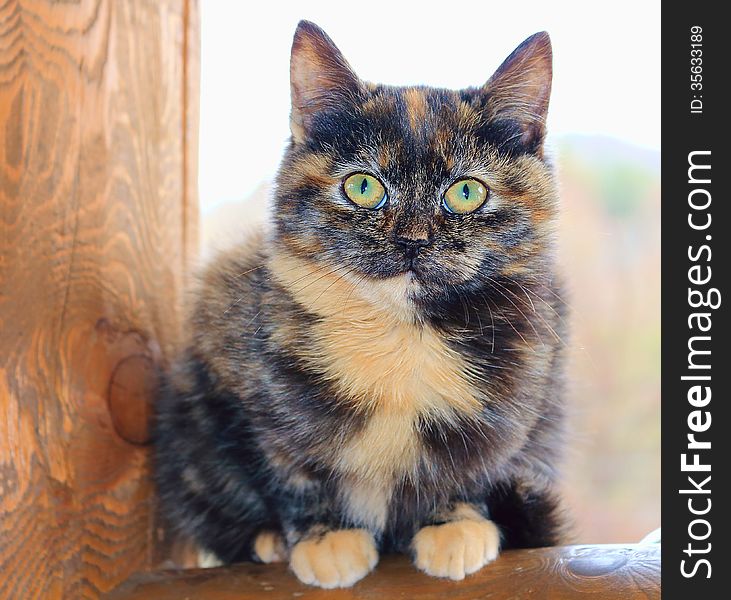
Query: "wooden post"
0 1 199 597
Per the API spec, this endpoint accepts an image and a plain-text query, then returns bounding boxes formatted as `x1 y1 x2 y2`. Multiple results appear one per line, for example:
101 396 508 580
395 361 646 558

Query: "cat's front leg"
289 525 379 588
279 488 379 588
412 502 501 581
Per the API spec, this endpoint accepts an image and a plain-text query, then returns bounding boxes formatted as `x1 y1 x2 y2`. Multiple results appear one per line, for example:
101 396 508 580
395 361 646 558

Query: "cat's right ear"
289 21 364 144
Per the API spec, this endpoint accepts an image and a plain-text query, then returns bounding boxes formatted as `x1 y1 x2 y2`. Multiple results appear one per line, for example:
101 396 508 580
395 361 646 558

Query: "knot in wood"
108 354 158 445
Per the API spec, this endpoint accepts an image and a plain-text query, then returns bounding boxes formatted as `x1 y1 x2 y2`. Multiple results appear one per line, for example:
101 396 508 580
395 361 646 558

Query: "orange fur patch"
254 531 287 563
270 249 482 414
290 153 338 189
269 249 484 486
403 88 428 134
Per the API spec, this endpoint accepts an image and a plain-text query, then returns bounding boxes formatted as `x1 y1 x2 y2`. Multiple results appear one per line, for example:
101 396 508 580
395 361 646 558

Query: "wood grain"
107 544 661 600
0 1 199 598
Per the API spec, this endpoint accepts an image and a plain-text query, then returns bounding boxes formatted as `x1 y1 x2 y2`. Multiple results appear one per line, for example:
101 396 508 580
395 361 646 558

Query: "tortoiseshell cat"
154 20 566 588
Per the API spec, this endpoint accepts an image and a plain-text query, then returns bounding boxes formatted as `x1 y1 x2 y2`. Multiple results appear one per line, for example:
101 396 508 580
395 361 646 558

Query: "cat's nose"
395 235 432 259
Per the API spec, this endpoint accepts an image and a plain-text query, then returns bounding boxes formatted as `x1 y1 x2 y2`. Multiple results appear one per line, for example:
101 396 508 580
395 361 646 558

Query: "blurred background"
197 0 660 543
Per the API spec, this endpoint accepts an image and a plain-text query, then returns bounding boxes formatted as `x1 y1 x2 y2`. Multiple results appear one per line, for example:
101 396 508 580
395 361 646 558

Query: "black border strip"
662 4 728 597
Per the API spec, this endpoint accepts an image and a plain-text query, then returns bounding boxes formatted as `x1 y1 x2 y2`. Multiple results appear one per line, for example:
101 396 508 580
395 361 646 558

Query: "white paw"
289 529 378 588
413 518 500 580
197 548 224 569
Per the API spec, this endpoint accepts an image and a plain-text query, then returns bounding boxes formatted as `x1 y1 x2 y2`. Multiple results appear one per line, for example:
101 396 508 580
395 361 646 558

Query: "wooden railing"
109 545 661 599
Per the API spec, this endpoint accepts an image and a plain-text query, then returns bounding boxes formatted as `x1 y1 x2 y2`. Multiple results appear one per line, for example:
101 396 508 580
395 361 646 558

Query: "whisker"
484 277 544 350
480 289 529 350
223 258 336 316
305 266 360 312
341 271 370 312
294 262 355 295
491 277 566 346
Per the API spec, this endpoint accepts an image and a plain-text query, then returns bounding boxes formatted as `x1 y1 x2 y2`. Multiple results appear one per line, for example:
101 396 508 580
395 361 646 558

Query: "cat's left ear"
477 32 553 154
289 21 365 143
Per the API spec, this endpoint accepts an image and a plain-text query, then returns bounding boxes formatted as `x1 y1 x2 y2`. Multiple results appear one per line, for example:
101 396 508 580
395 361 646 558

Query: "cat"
153 20 567 589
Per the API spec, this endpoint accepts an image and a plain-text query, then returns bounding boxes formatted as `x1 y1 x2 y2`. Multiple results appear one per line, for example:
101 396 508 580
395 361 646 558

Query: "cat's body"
154 21 567 588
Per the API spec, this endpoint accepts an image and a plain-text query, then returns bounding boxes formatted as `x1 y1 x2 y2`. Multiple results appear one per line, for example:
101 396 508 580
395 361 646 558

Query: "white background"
199 0 661 212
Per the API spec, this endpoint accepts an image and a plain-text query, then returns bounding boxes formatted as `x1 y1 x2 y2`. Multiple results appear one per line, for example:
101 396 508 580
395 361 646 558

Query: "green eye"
443 179 488 214
343 173 387 209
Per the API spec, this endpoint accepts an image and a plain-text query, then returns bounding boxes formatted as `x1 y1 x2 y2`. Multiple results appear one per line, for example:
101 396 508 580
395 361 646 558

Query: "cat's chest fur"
270 249 483 528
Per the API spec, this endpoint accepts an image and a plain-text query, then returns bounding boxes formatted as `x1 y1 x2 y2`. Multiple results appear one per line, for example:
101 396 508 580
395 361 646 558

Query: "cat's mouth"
403 257 430 283
403 269 419 284
396 267 427 297
398 264 424 286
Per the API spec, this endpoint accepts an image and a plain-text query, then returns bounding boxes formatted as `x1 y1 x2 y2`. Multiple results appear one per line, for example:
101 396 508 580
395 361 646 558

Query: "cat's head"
273 21 557 315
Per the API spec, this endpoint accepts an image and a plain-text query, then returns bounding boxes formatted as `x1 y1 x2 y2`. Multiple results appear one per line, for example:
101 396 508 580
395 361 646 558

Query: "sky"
199 0 661 210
